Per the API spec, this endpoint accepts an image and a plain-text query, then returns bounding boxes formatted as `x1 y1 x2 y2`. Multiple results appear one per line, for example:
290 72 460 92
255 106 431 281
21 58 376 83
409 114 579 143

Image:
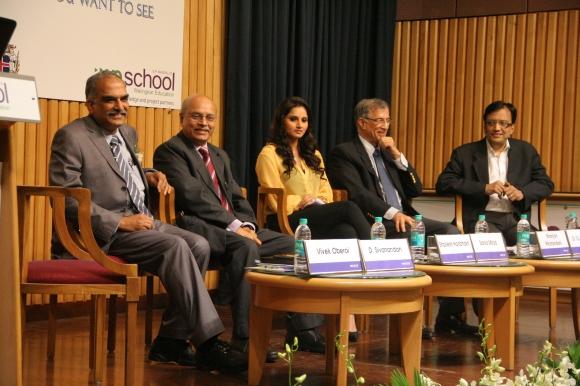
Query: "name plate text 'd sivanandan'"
358 239 414 271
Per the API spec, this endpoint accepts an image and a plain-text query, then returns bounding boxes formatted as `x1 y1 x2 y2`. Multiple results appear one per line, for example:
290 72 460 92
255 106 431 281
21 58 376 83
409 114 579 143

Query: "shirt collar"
358 135 378 158
485 138 511 155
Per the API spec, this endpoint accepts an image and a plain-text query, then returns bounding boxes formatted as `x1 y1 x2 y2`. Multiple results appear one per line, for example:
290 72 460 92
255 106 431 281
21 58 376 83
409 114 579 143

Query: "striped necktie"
372 149 402 211
109 135 152 217
198 147 231 213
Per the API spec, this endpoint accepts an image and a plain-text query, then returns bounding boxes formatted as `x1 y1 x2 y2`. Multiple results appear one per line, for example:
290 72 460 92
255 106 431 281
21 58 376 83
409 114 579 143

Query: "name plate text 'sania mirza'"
303 239 362 274
436 234 475 264
536 231 571 258
358 239 413 271
566 229 580 255
469 233 508 262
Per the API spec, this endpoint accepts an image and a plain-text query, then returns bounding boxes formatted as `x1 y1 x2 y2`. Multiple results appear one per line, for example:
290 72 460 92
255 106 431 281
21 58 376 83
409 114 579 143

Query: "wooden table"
515 258 580 338
415 263 534 370
245 271 432 386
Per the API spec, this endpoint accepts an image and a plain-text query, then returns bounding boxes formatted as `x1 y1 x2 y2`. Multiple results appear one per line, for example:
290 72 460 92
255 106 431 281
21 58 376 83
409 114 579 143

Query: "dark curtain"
224 0 397 202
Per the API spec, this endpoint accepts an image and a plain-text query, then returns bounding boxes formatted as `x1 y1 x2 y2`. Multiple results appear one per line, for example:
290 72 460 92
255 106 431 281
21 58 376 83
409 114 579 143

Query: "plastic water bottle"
410 214 426 258
294 218 311 274
565 212 578 229
516 214 531 257
474 214 489 233
370 217 386 240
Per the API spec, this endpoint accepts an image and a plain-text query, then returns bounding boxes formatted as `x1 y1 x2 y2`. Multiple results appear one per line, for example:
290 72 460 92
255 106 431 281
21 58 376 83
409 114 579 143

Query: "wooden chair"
454 195 555 325
18 186 140 386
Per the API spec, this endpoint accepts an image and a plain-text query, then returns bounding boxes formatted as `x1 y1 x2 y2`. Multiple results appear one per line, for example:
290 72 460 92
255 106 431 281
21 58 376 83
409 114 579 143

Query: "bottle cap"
415 214 423 221
571 212 577 218
521 214 528 220
478 214 486 221
299 218 308 225
374 216 383 223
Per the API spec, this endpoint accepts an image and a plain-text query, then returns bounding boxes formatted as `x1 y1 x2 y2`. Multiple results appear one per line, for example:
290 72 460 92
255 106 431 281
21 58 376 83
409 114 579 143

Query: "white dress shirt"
485 139 513 213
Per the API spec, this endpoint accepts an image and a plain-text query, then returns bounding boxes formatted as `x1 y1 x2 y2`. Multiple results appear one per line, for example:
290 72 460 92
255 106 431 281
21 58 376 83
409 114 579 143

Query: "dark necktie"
198 147 231 213
109 136 152 217
372 149 402 210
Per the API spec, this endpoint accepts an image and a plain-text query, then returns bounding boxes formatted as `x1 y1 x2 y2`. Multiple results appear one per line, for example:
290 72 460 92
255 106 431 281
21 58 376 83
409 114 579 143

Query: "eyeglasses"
485 120 512 129
363 116 391 125
189 113 216 122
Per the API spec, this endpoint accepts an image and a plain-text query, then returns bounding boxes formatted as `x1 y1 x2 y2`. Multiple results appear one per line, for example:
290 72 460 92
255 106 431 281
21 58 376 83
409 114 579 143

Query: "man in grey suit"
153 95 326 355
49 71 247 373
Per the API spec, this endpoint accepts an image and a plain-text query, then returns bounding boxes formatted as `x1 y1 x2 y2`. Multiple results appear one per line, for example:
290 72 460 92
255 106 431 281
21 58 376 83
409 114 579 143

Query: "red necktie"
199 147 231 213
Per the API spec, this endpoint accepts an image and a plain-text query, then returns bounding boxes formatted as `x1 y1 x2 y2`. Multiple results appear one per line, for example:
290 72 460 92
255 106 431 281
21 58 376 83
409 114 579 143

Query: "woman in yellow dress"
256 96 371 241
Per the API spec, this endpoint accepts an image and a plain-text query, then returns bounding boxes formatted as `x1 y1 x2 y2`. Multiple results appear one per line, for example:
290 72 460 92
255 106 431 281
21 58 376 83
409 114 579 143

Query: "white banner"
0 0 183 109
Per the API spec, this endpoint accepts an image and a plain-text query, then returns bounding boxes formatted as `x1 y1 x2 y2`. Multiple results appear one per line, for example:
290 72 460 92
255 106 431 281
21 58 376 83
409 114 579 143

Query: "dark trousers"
108 221 223 346
214 228 324 340
288 201 371 239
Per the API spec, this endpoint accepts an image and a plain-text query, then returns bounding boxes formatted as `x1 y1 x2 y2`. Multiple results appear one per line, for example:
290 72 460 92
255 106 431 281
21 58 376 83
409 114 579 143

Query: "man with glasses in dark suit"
436 100 554 246
327 98 474 338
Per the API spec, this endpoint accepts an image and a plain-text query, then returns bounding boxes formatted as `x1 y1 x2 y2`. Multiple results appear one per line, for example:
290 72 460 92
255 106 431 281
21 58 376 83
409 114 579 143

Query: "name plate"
358 239 414 271
303 239 362 274
0 73 41 123
536 231 571 258
436 234 475 264
566 229 580 256
469 233 508 262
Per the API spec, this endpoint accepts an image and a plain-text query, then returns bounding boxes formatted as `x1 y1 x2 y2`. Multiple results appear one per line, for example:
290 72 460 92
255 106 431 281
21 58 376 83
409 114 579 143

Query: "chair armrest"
157 190 177 225
256 186 293 236
538 198 547 231
332 189 348 202
454 194 464 234
17 185 139 278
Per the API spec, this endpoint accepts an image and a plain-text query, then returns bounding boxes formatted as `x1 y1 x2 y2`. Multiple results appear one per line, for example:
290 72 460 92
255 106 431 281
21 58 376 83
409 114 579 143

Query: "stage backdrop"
0 0 183 109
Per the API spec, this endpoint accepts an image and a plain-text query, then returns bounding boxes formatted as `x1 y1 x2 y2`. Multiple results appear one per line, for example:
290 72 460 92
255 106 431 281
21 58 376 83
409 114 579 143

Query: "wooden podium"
0 121 23 386
0 73 41 386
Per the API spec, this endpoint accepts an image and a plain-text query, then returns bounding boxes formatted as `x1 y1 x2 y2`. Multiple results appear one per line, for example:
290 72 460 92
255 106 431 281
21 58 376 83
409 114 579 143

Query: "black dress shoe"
285 329 325 354
230 338 278 363
348 331 360 342
148 336 196 366
196 338 248 374
435 315 478 337
422 326 434 340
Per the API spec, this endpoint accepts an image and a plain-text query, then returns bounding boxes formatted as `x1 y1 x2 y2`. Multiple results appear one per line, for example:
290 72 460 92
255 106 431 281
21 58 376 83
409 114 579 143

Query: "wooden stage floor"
22 296 577 386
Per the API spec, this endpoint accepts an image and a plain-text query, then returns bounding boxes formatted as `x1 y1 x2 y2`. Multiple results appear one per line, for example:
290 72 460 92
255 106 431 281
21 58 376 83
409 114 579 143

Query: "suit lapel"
353 138 383 198
84 116 124 181
472 139 489 182
177 132 221 202
209 146 232 205
506 141 519 183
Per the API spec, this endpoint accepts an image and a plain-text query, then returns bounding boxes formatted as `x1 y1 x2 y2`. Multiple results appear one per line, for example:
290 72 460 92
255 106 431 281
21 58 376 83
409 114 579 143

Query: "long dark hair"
267 96 324 177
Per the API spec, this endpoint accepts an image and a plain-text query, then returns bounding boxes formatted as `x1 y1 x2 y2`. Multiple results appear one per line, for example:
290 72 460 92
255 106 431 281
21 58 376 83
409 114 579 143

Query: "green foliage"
277 336 307 386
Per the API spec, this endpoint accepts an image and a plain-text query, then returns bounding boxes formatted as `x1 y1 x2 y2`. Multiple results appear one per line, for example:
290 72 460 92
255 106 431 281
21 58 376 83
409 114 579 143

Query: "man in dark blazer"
153 94 325 355
49 71 247 373
327 98 458 238
436 100 554 245
327 98 474 338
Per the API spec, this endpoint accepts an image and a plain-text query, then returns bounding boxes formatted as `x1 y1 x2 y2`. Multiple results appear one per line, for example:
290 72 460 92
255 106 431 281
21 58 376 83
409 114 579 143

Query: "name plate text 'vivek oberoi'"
358 239 413 271
536 231 571 258
566 229 580 256
436 234 475 264
303 239 362 274
469 233 508 262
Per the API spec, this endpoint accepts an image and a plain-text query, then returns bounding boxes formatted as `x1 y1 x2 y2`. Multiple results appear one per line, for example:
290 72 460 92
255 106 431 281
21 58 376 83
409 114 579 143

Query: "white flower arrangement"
279 325 580 386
